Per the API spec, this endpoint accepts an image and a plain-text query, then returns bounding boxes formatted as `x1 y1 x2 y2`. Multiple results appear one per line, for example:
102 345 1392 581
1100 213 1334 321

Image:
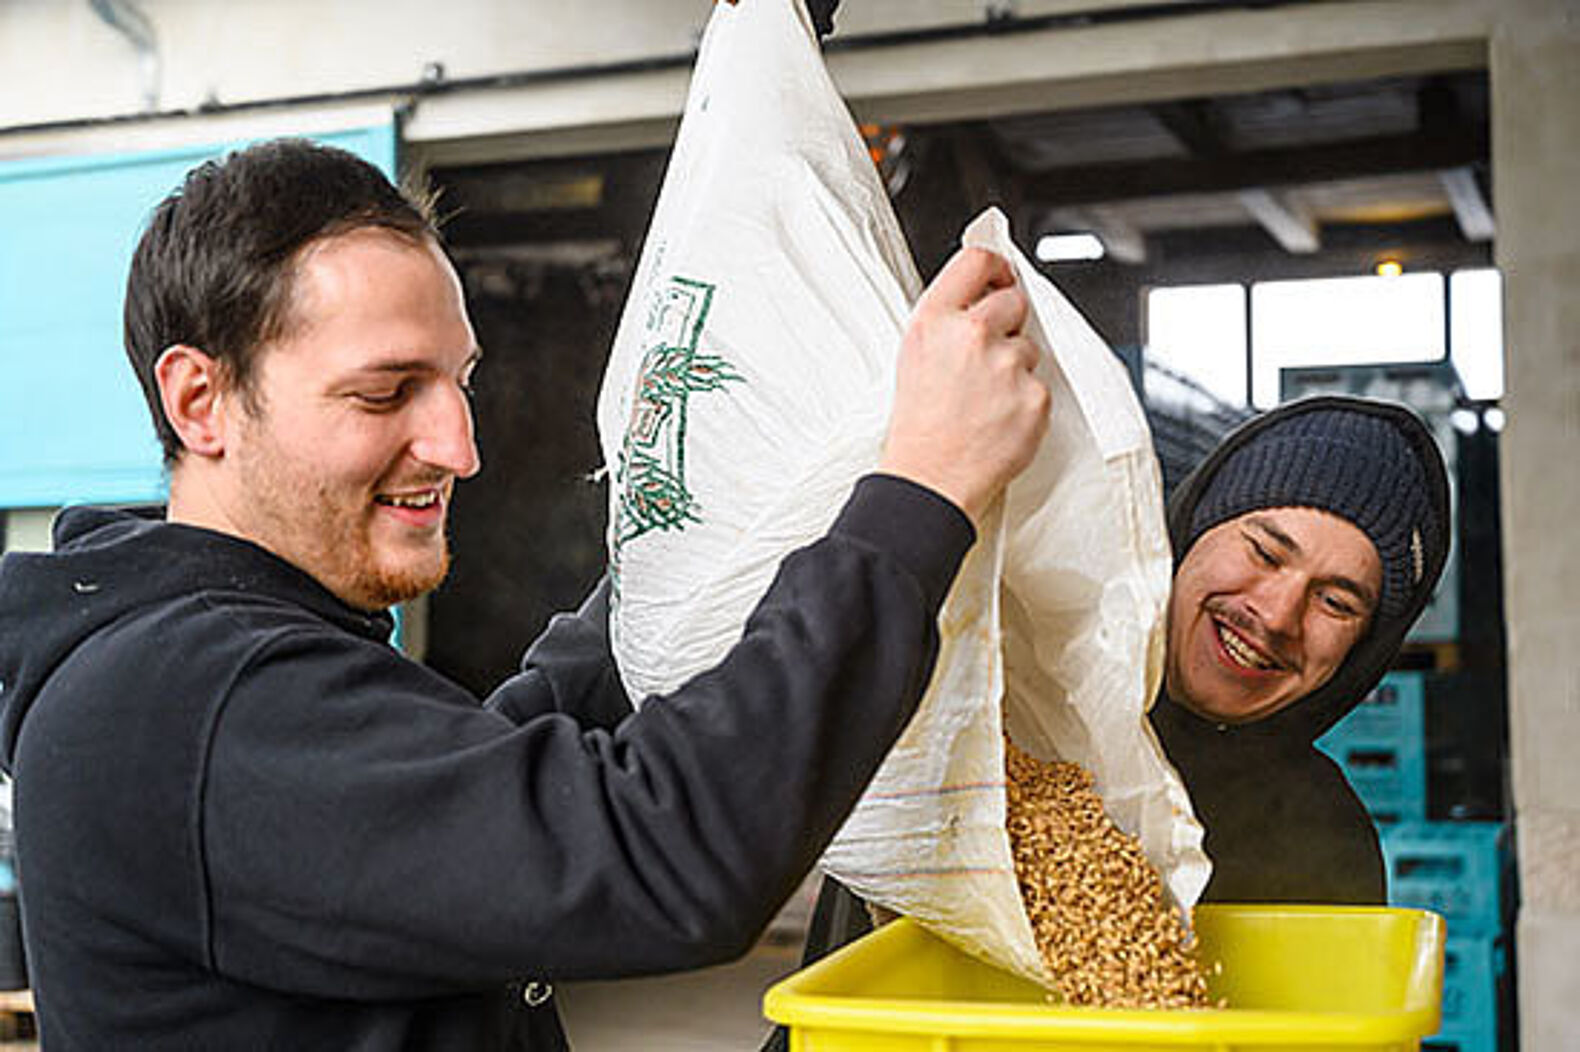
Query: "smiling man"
156 224 482 610
0 139 1049 1050
1150 396 1451 903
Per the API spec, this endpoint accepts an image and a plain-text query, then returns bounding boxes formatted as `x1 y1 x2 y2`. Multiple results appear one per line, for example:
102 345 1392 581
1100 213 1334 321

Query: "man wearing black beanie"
1150 394 1451 903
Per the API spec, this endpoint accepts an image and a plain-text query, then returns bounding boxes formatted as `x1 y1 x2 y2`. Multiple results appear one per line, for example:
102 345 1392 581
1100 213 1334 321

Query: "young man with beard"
0 138 1049 1050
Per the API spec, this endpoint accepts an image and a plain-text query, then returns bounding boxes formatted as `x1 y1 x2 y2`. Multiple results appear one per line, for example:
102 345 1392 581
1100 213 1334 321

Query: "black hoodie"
0 474 970 1051
1149 396 1451 904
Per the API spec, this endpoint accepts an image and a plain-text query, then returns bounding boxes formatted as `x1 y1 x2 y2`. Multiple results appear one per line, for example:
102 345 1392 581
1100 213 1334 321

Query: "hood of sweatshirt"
0 506 393 772
1152 395 1452 754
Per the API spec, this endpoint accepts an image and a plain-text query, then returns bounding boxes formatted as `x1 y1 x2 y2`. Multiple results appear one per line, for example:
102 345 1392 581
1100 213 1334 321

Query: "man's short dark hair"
124 137 440 464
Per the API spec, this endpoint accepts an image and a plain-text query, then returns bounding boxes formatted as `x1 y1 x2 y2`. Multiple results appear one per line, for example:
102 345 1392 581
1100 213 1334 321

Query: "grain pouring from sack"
1005 739 1220 1009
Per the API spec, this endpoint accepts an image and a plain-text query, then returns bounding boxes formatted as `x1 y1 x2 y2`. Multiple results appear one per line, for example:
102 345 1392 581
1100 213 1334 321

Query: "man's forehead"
1238 506 1367 545
289 227 449 298
260 228 473 367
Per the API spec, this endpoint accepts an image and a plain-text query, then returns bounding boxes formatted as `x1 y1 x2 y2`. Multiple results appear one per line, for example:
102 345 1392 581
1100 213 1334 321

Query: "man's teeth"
1217 624 1274 670
380 492 438 509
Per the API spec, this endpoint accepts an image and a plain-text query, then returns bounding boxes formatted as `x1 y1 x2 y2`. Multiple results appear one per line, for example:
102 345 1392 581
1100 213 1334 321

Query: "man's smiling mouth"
375 490 440 509
1216 620 1278 671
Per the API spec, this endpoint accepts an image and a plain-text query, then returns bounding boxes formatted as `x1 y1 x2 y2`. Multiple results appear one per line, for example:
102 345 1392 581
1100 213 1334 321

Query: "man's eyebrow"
351 347 483 375
1244 515 1300 554
1325 573 1378 611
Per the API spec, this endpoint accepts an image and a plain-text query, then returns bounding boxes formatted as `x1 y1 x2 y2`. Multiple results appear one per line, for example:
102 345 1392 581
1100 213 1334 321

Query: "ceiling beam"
1149 99 1230 159
1138 216 1491 285
1439 165 1495 241
1015 127 1489 208
1050 204 1148 264
1237 188 1320 253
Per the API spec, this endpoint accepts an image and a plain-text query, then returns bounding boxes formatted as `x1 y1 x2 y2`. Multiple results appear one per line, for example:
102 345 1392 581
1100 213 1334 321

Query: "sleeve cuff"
829 474 976 613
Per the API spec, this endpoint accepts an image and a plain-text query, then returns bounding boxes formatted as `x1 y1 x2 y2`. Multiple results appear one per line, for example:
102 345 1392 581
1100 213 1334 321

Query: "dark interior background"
420 70 1506 828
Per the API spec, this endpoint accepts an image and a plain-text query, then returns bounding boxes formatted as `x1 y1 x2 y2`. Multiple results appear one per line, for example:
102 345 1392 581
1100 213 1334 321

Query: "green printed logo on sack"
614 276 743 557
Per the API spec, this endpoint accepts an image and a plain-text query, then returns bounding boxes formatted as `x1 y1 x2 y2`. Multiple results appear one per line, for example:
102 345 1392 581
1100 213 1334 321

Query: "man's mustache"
1203 597 1297 671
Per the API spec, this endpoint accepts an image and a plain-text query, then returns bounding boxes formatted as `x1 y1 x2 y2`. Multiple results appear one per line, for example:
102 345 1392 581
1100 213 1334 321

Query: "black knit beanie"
1186 405 1439 619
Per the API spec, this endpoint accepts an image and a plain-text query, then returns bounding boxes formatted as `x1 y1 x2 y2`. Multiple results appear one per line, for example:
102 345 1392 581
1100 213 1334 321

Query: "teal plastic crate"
1383 822 1509 938
1423 935 1502 1052
1317 672 1428 823
1334 671 1426 743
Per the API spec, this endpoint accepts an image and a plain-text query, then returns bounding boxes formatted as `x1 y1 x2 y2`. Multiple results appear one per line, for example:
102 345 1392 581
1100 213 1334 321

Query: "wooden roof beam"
1439 165 1495 241
1015 127 1488 208
1237 187 1321 253
1047 205 1148 264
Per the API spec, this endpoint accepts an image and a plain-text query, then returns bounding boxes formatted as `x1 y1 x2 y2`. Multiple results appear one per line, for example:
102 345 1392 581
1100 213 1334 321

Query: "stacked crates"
1317 671 1427 823
1318 673 1511 1051
1383 822 1510 1051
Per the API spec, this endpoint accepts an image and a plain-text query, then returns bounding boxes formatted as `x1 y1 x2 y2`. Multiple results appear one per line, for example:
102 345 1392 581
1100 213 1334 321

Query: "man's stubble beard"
232 431 451 612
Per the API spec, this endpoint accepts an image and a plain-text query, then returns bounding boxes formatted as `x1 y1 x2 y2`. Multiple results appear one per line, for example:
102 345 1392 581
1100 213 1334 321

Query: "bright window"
1145 269 1508 411
1144 284 1247 406
1250 273 1445 407
1450 268 1504 401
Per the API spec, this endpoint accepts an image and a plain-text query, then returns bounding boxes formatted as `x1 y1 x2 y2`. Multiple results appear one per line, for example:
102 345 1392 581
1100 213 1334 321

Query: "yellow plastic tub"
763 905 1444 1050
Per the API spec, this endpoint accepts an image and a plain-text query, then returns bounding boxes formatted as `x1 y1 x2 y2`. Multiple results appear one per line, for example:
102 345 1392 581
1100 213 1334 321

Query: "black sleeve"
490 575 632 732
203 474 974 998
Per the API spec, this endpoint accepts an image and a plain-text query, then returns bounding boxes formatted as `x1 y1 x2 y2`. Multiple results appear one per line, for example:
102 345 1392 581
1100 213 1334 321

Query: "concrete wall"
1 1 1488 163
0 0 1201 132
1490 1 1580 1047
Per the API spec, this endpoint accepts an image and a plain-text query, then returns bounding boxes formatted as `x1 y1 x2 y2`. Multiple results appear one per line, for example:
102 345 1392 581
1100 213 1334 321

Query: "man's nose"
1250 572 1305 638
410 381 481 479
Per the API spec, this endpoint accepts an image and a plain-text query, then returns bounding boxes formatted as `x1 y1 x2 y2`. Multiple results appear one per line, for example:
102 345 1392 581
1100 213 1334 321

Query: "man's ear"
154 345 229 458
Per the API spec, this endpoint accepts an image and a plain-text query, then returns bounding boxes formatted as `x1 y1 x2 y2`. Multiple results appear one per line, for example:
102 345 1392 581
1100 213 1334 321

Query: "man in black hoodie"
0 138 1048 1050
1149 395 1450 904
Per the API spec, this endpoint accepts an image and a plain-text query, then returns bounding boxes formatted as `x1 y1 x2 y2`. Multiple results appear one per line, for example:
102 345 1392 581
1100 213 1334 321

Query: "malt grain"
1005 739 1213 1009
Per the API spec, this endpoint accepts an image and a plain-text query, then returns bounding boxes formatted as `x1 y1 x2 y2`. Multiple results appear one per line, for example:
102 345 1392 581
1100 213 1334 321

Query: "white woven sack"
596 0 1208 989
596 0 917 688
814 211 1210 985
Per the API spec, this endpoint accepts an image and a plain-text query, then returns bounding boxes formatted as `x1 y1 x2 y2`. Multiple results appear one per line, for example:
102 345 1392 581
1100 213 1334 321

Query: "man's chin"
1180 691 1291 726
340 555 449 611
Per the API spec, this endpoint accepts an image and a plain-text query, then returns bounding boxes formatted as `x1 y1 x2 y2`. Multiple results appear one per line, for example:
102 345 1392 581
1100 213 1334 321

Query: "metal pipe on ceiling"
88 0 161 114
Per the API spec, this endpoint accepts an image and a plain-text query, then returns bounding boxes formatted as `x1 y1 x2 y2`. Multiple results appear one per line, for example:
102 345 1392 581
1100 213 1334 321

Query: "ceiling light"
1036 233 1105 263
1375 258 1404 278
